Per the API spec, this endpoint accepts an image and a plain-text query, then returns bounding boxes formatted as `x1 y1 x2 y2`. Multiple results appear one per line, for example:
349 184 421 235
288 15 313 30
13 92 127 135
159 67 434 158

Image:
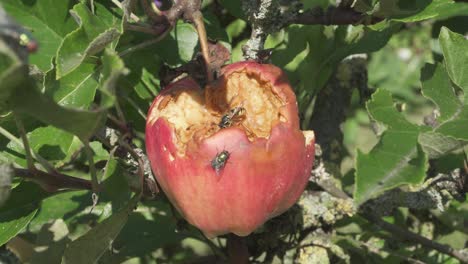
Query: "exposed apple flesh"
146 61 315 237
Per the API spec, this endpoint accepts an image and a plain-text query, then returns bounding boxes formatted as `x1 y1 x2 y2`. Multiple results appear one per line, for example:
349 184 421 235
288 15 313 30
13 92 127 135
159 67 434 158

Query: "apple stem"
227 234 249 264
191 11 213 83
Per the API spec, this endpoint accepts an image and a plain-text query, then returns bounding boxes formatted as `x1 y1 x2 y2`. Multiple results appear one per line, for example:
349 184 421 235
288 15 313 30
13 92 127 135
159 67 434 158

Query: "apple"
146 61 315 237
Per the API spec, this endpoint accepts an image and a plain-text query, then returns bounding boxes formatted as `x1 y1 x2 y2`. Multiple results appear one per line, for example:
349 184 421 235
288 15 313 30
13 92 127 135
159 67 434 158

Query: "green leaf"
28 127 79 162
89 141 109 163
56 2 122 79
98 201 187 263
203 12 230 43
0 39 28 112
439 27 468 93
44 62 100 109
364 89 421 130
269 23 398 104
11 49 126 141
98 49 128 109
434 108 468 141
11 79 107 141
29 190 89 233
393 0 468 23
354 89 429 205
419 132 468 159
0 182 48 246
155 21 199 67
419 28 468 142
61 195 139 264
325 24 401 71
420 63 461 123
226 19 247 41
301 0 329 9
419 62 468 158
2 0 77 72
100 158 132 211
437 230 468 250
218 0 245 20
31 219 71 264
120 45 161 101
368 26 433 104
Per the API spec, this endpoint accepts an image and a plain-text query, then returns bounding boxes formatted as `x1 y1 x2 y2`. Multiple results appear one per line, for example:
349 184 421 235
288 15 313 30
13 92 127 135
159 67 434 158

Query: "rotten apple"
145 61 315 237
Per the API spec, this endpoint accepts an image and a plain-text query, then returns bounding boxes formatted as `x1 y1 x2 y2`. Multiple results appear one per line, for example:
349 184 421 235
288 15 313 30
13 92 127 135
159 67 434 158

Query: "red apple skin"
146 62 315 238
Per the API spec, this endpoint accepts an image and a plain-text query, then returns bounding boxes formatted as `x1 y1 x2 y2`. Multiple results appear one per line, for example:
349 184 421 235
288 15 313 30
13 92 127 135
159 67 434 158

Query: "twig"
119 140 146 194
227 234 250 264
150 0 163 15
311 157 350 200
13 112 35 171
57 146 84 171
89 0 95 14
337 0 355 9
108 114 132 137
114 98 128 125
112 0 140 22
161 0 213 82
140 0 164 22
291 7 383 26
83 141 99 192
362 169 466 216
313 155 468 262
194 230 226 260
118 30 170 57
124 23 163 35
364 213 468 263
124 96 147 120
0 125 55 173
94 127 157 198
14 167 92 191
337 235 426 264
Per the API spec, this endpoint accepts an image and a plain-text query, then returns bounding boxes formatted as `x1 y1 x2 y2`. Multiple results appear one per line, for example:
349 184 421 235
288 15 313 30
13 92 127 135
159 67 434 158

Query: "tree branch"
241 1 383 61
242 0 283 61
94 127 158 198
291 7 383 26
362 170 466 216
313 160 468 263
313 163 468 263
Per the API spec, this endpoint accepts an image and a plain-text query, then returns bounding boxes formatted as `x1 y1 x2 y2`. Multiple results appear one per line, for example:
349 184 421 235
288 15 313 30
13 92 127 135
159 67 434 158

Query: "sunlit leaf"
354 89 429 205
439 27 468 94
0 182 48 246
0 39 27 112
2 0 77 72
56 3 122 78
420 63 461 123
61 195 139 264
393 0 468 23
11 49 127 141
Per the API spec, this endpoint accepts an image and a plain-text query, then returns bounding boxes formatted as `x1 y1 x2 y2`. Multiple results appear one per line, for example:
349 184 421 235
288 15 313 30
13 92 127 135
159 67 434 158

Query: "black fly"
211 150 230 175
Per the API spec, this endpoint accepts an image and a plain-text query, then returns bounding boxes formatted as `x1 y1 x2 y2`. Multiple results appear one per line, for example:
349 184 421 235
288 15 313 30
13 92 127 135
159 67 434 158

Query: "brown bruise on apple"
148 68 287 155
